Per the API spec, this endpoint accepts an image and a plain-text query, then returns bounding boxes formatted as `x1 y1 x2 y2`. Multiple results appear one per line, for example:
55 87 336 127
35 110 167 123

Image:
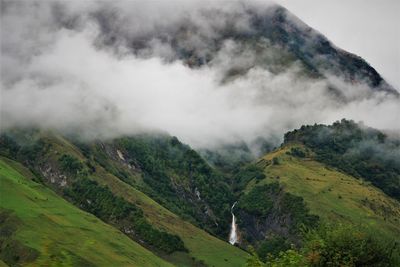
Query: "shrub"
58 154 83 175
302 224 399 266
289 147 306 158
257 236 291 261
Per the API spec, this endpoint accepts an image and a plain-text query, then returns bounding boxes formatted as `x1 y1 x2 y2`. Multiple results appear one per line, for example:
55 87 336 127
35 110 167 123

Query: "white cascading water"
229 201 238 245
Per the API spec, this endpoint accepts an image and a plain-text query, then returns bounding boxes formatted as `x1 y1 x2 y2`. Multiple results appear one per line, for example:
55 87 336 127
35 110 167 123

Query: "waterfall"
229 201 238 245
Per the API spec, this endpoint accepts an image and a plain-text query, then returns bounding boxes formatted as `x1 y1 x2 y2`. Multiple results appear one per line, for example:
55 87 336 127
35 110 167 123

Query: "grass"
0 157 173 267
251 144 400 240
49 132 249 266
91 165 249 267
2 131 249 267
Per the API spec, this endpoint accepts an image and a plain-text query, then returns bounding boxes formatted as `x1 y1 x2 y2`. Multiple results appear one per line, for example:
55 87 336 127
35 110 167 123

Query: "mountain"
92 3 397 95
1 120 399 266
230 120 400 263
1 1 400 266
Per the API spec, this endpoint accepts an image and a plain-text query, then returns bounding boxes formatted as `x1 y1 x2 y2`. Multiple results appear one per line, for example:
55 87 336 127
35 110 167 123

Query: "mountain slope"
254 143 400 238
0 157 172 267
283 119 400 200
1 121 399 266
0 131 248 267
230 121 400 261
91 3 397 95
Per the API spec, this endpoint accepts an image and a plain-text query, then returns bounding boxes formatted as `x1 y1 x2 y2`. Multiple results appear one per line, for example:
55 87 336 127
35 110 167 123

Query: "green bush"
58 154 83 175
288 147 306 158
266 249 306 267
261 223 399 267
239 183 278 217
257 236 291 261
302 224 399 267
234 165 266 191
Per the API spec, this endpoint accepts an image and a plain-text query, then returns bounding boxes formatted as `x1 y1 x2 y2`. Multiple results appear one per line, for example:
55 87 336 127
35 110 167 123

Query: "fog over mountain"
1 0 399 150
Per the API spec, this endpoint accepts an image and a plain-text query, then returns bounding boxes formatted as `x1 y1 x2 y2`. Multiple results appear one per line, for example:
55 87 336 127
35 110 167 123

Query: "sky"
275 0 400 91
1 0 399 150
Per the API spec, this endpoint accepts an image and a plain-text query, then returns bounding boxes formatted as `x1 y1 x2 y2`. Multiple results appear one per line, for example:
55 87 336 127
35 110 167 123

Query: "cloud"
1 0 399 152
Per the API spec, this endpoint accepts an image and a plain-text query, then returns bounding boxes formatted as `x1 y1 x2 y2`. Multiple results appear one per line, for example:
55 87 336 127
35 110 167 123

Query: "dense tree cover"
233 164 266 192
58 154 84 175
257 236 291 262
284 119 400 200
64 178 186 254
239 184 277 217
0 134 20 159
0 133 48 164
248 224 399 267
286 147 307 158
239 183 319 234
115 135 235 235
302 224 399 267
237 183 319 262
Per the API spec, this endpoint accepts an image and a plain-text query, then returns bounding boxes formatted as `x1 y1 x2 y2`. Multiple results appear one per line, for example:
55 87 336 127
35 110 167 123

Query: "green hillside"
2 122 399 266
0 131 249 267
251 143 400 239
0 157 172 267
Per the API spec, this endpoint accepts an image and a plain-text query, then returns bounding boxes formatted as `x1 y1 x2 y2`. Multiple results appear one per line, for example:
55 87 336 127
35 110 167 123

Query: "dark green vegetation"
246 224 400 267
239 183 318 231
235 182 319 261
233 164 266 192
65 178 186 254
1 119 400 266
238 120 400 266
114 136 234 235
301 224 399 266
284 119 400 200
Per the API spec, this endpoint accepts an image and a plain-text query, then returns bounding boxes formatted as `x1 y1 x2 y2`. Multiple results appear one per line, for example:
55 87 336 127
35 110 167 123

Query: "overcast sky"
275 0 400 90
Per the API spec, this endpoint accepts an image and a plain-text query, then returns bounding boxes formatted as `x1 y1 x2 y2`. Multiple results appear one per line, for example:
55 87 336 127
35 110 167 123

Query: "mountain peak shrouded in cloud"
1 0 399 150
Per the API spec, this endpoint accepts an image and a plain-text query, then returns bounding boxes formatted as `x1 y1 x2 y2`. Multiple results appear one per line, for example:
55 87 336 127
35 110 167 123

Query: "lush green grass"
1 131 249 266
91 165 249 267
252 144 400 240
0 158 173 267
46 132 249 266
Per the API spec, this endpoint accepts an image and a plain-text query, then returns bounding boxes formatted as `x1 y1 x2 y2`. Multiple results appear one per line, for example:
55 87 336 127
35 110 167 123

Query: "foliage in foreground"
246 224 399 267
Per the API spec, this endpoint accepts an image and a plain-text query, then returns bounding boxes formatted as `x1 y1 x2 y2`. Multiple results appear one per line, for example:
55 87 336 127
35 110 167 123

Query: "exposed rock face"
40 164 68 188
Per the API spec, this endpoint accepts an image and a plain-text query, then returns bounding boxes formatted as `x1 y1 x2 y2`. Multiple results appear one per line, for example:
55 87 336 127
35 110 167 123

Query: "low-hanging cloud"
1 0 399 151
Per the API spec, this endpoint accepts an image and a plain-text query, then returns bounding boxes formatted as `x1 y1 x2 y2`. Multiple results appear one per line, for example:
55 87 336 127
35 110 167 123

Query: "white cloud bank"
1 1 399 149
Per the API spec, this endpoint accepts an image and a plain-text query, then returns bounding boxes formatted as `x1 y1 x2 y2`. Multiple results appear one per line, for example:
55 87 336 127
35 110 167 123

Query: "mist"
1 0 399 151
